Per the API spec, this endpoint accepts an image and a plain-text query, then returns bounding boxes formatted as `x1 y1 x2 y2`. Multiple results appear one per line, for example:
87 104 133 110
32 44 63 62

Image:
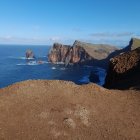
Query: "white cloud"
49 36 61 42
0 36 62 45
90 32 135 38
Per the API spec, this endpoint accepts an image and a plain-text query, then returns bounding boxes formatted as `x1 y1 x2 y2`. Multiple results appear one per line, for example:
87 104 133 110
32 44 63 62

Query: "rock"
104 47 140 89
26 49 35 59
48 42 92 66
128 38 140 50
89 71 100 83
48 40 117 67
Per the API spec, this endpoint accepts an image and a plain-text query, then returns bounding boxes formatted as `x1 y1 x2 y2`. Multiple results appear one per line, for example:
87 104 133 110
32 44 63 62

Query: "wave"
16 63 38 66
60 67 66 70
7 56 34 60
17 61 45 66
79 76 90 83
20 57 34 60
51 67 56 70
16 64 27 66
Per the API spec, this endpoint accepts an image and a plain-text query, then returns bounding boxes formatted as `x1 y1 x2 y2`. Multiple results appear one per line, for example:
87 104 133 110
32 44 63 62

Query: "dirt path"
0 80 140 140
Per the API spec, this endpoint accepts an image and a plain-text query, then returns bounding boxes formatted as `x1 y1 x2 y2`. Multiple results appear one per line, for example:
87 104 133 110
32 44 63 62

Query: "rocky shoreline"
24 38 140 89
48 40 117 68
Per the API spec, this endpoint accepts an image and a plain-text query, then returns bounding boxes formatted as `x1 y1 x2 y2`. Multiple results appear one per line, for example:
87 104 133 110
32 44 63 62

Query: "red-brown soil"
0 80 140 140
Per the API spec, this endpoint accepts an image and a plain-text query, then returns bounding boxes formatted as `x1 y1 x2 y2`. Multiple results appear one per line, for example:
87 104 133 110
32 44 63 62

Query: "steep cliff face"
73 40 117 60
48 41 93 65
104 47 140 89
48 43 70 63
48 40 117 66
128 38 140 50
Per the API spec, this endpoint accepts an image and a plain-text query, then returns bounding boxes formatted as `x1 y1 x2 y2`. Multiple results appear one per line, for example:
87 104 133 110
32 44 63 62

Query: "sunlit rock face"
48 41 93 66
128 38 140 50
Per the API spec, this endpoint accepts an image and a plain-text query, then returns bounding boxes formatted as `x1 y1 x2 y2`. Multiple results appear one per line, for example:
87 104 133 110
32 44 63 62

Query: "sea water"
0 44 106 88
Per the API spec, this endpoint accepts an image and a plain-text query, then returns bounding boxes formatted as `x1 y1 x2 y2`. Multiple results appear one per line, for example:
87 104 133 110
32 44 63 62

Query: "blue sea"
0 45 106 88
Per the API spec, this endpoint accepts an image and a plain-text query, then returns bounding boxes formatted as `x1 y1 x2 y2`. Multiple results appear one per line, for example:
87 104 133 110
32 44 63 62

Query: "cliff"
0 80 140 140
48 40 117 67
104 47 140 89
48 42 92 66
128 38 140 50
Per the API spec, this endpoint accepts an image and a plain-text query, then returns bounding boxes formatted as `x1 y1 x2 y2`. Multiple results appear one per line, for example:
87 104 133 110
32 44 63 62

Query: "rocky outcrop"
128 38 140 50
48 40 117 67
48 41 93 66
104 47 140 89
26 49 35 59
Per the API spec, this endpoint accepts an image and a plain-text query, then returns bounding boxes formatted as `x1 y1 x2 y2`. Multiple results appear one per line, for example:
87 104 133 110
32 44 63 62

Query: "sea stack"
26 49 35 59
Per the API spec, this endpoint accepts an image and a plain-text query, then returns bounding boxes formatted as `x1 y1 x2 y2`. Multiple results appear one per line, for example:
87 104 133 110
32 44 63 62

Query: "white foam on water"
17 61 38 66
21 57 34 60
7 56 34 60
60 67 66 70
51 67 56 70
16 64 26 66
79 76 90 83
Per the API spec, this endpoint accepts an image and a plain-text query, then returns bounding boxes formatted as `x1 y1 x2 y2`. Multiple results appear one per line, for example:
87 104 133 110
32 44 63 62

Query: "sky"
0 0 140 46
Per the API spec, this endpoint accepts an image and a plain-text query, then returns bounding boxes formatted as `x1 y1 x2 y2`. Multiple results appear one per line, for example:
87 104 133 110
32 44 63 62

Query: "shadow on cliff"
104 64 140 90
104 47 140 90
86 48 125 69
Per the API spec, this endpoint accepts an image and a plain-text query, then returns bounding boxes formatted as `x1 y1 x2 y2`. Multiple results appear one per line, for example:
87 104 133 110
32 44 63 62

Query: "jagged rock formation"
48 41 93 66
128 38 140 50
26 49 35 59
104 47 140 89
48 40 117 67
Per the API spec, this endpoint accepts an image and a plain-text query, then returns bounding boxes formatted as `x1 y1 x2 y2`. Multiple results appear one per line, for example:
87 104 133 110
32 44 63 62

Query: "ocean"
0 45 106 88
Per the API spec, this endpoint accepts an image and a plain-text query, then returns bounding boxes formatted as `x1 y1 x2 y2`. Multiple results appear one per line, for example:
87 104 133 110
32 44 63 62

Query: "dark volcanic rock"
26 49 35 59
104 47 140 89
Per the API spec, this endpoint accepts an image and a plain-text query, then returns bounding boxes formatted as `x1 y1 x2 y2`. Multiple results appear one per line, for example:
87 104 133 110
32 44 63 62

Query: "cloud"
49 36 61 42
0 36 62 45
90 32 135 38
